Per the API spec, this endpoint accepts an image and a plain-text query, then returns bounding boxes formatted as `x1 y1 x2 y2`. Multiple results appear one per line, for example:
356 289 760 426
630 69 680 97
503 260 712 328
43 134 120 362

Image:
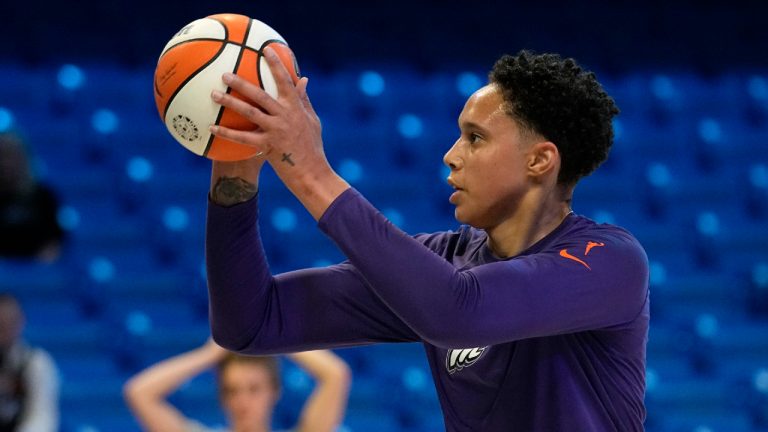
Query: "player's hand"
209 46 348 220
209 46 327 182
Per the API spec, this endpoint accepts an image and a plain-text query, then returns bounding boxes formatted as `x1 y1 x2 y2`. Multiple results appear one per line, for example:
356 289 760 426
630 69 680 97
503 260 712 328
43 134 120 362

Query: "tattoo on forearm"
211 176 257 207
281 153 295 167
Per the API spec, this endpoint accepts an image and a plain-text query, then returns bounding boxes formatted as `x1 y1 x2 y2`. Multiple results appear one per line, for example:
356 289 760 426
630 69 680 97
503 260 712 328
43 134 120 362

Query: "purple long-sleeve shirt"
206 188 649 431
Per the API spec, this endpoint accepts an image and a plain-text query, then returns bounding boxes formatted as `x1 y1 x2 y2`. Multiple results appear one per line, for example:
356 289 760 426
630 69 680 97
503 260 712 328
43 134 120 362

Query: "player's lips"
447 177 463 190
447 177 464 203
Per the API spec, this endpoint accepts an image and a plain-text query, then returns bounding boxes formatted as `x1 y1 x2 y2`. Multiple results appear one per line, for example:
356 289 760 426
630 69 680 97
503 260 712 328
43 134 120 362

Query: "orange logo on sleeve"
559 241 605 270
585 241 605 255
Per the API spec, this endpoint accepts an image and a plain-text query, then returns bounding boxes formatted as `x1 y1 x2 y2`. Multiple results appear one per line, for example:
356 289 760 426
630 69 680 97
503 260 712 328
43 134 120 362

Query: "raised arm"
318 190 650 347
289 350 351 432
123 339 228 432
206 194 419 352
206 126 418 354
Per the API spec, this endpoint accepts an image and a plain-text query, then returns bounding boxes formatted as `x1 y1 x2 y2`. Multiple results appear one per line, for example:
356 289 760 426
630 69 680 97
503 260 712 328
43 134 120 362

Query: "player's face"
219 362 278 430
443 84 533 229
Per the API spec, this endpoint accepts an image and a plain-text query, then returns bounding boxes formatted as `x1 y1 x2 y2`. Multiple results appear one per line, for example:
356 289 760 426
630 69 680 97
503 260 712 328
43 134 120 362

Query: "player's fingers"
220 73 283 115
208 124 270 154
263 46 300 103
296 77 313 112
296 77 321 127
211 90 275 128
296 76 308 97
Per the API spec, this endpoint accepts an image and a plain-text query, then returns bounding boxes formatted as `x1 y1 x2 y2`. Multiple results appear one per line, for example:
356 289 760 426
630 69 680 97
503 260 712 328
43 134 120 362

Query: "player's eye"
468 133 482 144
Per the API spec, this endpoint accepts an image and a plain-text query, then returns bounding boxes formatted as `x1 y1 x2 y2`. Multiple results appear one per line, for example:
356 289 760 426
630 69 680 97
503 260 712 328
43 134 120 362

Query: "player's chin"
453 206 473 225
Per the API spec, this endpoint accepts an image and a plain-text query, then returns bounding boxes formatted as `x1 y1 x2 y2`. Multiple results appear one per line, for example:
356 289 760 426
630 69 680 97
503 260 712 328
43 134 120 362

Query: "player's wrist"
289 163 346 196
211 158 265 181
280 163 350 220
209 159 264 206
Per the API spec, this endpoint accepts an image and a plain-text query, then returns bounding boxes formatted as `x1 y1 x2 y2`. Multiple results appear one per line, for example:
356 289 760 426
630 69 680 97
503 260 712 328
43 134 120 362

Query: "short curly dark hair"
489 50 619 186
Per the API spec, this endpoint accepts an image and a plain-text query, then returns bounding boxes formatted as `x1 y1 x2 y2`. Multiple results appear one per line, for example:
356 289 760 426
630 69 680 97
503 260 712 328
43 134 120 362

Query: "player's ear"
526 141 560 181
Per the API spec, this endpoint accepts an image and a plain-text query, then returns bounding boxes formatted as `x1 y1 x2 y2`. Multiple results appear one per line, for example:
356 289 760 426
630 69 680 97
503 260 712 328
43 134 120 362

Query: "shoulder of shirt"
567 215 642 243
414 225 485 255
413 216 646 259
551 214 648 262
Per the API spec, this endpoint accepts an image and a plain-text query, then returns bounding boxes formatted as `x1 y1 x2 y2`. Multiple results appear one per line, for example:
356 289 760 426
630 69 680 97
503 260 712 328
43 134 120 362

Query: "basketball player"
124 339 350 432
204 47 649 431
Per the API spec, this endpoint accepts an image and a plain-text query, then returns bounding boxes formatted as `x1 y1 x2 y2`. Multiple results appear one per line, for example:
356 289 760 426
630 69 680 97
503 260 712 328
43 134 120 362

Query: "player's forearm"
318 189 470 347
206 196 276 351
207 189 421 352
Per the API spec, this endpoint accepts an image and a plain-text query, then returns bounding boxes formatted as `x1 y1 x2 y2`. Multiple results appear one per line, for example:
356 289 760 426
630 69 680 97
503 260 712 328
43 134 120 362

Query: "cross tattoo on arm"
281 153 295 167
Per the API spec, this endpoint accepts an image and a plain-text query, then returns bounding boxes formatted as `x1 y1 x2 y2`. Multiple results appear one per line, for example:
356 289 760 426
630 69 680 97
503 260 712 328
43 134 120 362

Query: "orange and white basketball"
154 14 300 161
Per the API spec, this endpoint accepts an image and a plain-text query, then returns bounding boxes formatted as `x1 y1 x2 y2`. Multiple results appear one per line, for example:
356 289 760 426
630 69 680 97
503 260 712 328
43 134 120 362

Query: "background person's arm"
123 339 228 432
290 350 351 432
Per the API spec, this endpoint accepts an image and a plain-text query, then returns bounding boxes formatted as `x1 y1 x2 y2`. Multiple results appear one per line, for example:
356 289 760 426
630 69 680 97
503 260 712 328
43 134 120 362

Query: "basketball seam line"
256 39 289 93
163 39 273 56
161 19 229 122
155 39 225 99
161 38 227 57
203 17 255 157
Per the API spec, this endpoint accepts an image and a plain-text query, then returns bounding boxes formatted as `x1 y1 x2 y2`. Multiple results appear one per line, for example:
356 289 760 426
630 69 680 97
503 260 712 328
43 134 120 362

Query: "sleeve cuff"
317 188 360 232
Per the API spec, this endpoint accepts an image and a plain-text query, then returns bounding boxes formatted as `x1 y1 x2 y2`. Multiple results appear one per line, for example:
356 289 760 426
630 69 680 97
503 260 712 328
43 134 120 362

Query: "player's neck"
486 184 573 258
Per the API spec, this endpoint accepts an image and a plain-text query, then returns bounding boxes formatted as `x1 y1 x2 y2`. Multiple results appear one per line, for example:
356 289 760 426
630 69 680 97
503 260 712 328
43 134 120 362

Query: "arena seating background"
1 2 767 431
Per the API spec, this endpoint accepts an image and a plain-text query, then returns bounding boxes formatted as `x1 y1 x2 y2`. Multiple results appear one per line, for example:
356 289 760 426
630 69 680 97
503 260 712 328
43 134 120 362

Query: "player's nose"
443 139 462 170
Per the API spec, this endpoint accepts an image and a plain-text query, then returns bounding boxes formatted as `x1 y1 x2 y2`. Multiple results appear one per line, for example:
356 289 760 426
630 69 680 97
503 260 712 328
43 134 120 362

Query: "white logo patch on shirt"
446 346 487 374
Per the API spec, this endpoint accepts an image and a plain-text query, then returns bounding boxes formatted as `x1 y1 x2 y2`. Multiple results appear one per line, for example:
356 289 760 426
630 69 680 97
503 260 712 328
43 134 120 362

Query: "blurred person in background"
124 339 350 432
0 293 59 432
0 132 63 262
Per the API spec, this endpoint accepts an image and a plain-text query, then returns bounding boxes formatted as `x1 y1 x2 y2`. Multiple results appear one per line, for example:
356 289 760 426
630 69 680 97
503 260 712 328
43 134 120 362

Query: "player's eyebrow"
458 120 490 134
